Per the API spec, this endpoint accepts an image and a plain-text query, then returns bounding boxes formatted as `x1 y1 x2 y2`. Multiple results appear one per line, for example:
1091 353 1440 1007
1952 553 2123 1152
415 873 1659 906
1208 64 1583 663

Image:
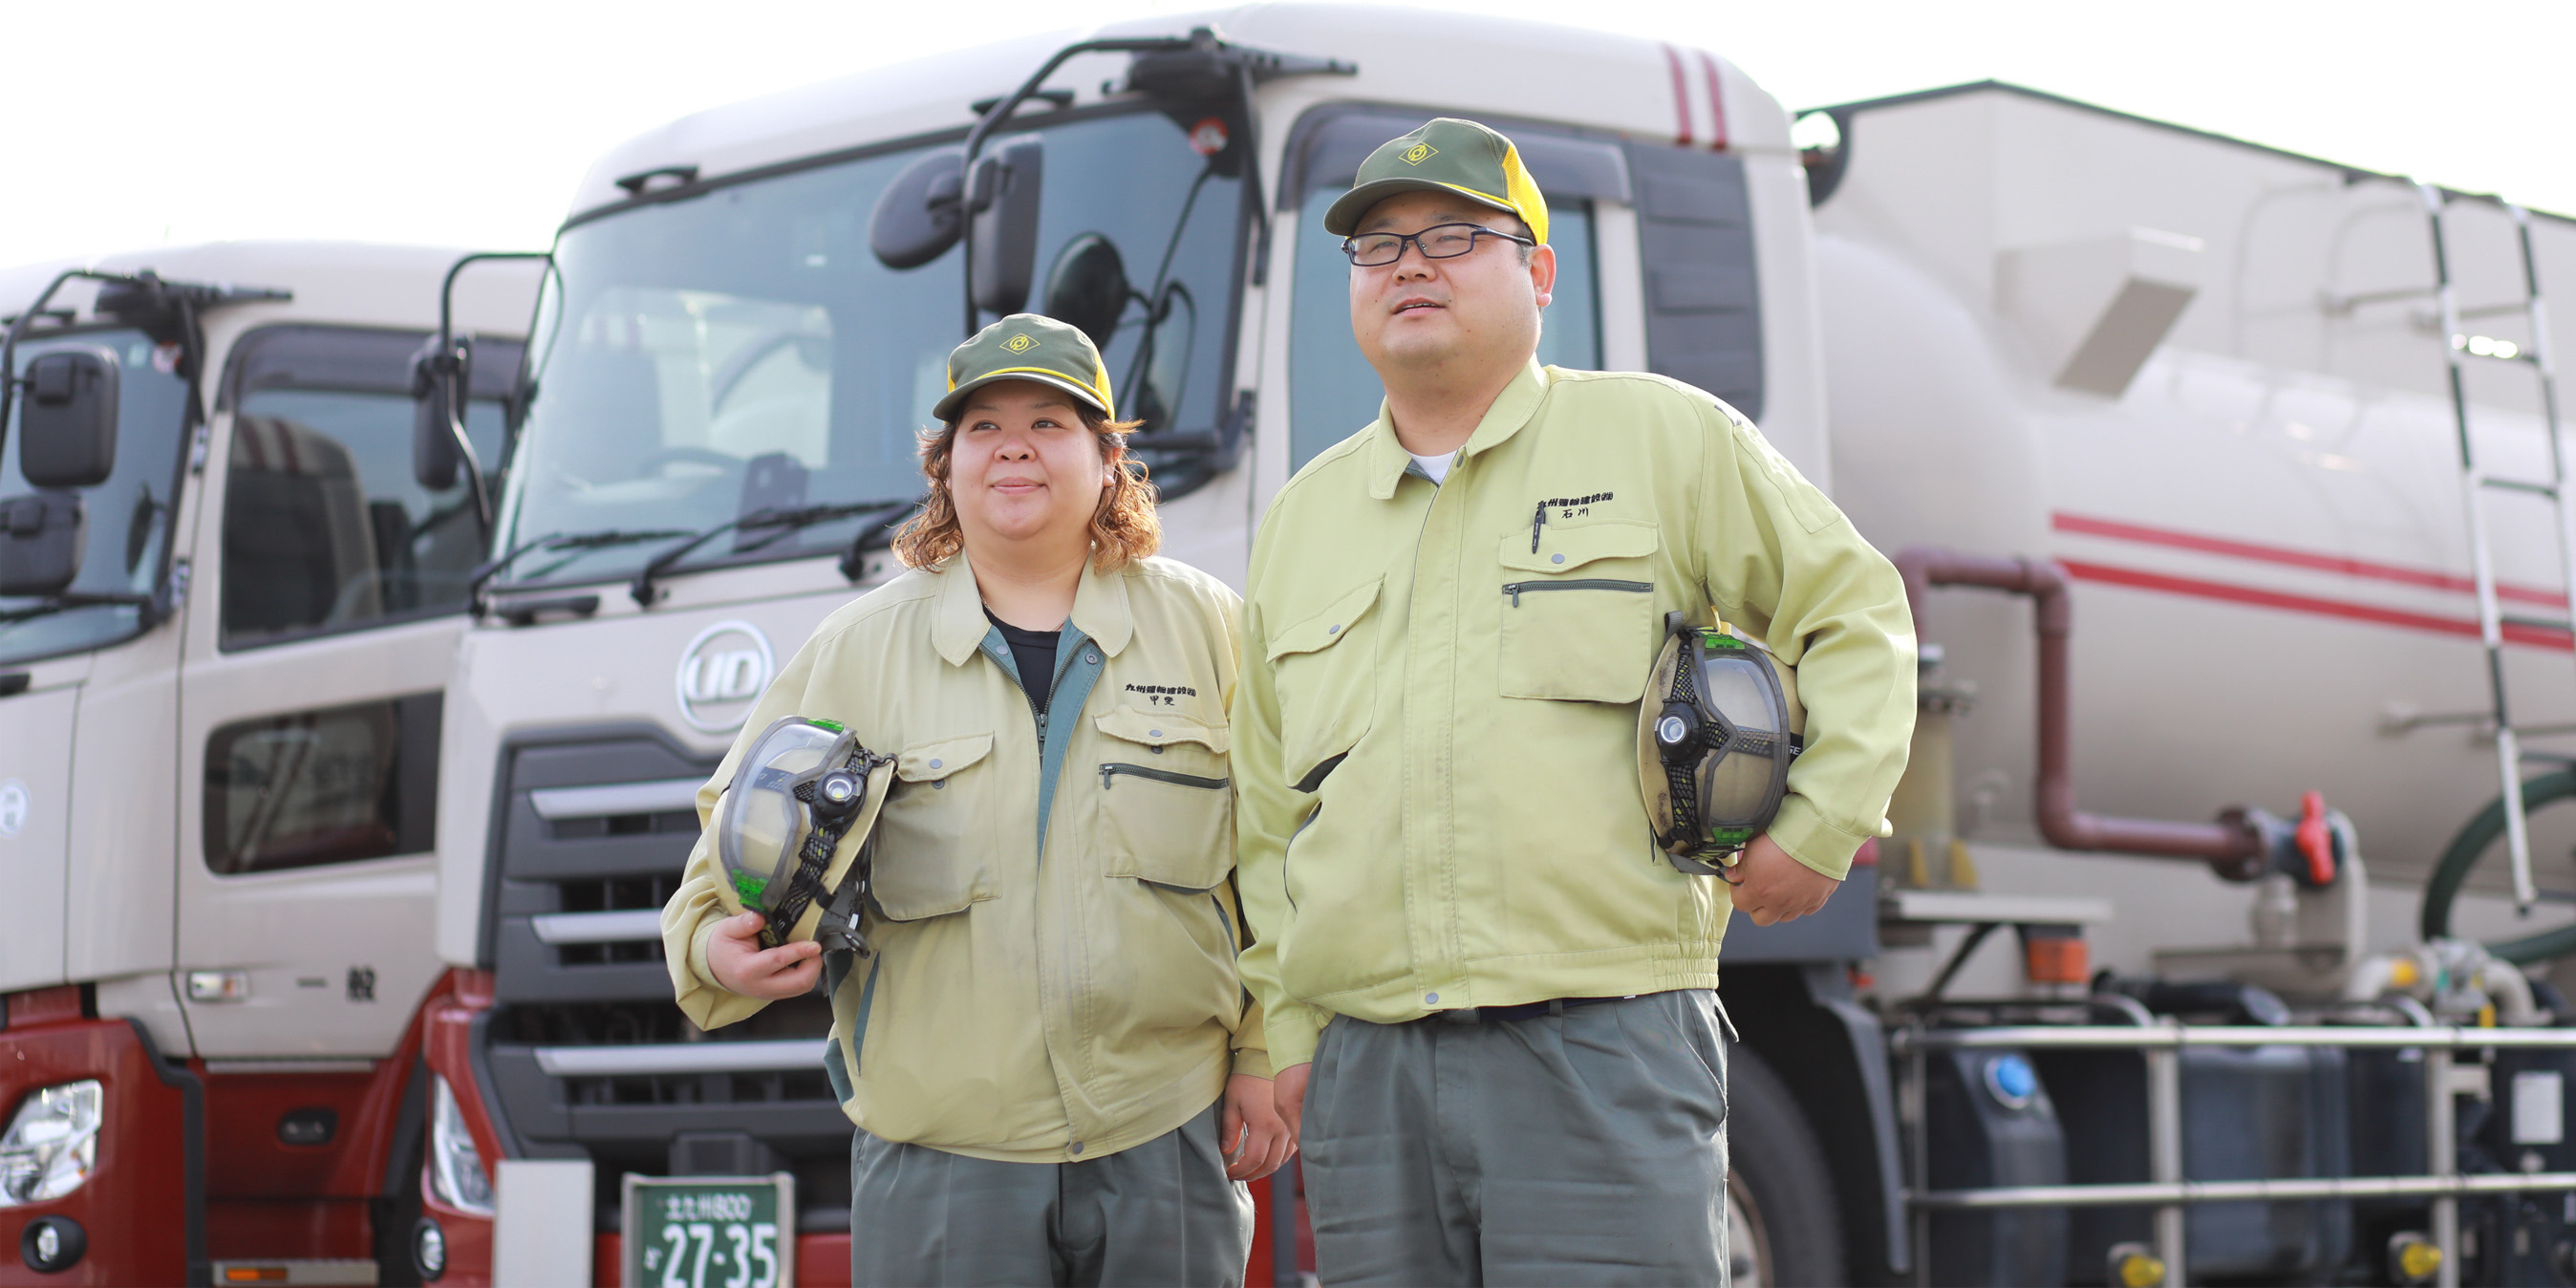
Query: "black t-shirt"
986 610 1063 715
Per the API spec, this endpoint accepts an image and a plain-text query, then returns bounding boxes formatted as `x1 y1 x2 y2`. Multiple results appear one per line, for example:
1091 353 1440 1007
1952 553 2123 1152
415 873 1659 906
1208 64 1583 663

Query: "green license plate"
620 1171 796 1288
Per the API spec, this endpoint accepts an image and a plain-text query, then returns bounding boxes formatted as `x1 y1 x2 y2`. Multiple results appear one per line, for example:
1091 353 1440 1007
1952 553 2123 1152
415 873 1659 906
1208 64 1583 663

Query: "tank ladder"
2422 182 2569 913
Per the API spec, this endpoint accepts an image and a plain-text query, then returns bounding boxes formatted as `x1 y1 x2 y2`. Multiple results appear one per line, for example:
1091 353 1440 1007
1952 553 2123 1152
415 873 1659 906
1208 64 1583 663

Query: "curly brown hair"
891 404 1159 572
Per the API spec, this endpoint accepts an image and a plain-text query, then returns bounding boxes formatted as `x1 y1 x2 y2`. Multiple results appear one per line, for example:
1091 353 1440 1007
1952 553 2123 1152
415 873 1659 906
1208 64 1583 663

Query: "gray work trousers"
1302 990 1731 1287
848 1099 1254 1287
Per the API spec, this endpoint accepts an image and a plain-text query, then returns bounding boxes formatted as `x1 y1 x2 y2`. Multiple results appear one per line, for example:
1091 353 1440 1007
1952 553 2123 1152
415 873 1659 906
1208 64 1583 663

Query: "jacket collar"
932 549 1134 665
1364 356 1552 500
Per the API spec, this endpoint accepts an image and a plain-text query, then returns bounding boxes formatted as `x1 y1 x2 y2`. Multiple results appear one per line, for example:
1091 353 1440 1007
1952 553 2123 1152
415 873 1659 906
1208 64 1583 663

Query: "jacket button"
1069 1142 1084 1156
1551 553 1565 564
1327 624 1340 634
1426 992 1439 1004
1085 652 1101 664
929 759 942 769
1149 730 1162 738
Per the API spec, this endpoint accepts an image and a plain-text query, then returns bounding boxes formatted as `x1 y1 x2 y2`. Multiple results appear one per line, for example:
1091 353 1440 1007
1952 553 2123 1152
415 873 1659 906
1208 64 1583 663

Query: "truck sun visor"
714 717 895 950
1639 611 1805 877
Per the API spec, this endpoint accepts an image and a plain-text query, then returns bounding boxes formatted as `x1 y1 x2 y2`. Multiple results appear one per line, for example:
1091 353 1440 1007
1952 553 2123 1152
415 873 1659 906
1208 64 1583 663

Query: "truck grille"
477 727 851 1230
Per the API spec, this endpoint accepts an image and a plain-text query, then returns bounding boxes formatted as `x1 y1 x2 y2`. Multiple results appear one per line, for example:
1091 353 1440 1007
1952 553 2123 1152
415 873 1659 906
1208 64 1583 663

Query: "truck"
416 6 2576 1286
0 243 538 1286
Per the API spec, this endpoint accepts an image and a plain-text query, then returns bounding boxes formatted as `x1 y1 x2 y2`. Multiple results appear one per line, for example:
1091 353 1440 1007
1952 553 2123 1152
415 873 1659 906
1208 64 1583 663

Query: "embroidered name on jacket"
1538 492 1614 518
1126 682 1199 706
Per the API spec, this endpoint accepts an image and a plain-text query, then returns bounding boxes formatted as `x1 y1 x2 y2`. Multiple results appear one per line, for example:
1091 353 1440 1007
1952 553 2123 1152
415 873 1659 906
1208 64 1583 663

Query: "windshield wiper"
467 527 694 612
0 590 154 628
630 498 915 608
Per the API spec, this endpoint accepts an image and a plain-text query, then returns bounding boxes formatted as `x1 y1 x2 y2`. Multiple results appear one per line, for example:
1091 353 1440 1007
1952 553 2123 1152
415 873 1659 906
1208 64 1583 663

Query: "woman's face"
949 379 1113 562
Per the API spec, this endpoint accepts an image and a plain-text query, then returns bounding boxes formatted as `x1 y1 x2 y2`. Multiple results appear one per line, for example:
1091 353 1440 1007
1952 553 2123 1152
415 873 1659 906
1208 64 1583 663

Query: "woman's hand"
705 911 823 998
1220 1072 1295 1181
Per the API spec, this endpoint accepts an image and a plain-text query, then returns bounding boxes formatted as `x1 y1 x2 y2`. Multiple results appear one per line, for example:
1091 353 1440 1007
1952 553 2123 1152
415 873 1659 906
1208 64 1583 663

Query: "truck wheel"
1728 1044 1847 1288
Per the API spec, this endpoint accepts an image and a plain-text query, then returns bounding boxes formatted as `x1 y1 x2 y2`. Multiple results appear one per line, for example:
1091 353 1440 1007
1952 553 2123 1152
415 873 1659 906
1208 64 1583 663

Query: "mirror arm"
960 33 1202 334
3 267 288 473
430 251 553 535
0 268 113 464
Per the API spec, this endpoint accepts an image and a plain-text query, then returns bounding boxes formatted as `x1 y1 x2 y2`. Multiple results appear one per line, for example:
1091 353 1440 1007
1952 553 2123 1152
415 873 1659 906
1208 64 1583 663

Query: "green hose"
2421 767 2576 964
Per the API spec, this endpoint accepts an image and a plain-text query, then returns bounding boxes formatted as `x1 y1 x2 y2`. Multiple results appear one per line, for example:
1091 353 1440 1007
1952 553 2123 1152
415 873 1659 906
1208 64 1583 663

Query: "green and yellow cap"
933 312 1117 423
1321 118 1549 246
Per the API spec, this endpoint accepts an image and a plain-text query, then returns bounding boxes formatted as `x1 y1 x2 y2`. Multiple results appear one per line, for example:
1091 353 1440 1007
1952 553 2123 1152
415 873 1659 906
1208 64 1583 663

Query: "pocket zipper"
1502 578 1653 607
1099 762 1229 791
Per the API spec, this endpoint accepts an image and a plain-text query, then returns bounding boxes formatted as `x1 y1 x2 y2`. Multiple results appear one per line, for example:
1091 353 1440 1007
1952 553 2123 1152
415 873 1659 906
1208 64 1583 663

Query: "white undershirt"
1408 449 1458 484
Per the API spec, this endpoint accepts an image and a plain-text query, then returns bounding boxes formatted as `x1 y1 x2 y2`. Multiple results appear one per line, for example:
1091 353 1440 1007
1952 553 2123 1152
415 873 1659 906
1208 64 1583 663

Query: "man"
1232 118 1915 1284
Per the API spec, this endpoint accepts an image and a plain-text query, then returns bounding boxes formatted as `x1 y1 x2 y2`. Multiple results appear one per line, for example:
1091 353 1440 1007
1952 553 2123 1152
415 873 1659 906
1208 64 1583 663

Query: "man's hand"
1273 1062 1312 1140
1728 833 1841 926
704 911 822 998
1220 1073 1295 1180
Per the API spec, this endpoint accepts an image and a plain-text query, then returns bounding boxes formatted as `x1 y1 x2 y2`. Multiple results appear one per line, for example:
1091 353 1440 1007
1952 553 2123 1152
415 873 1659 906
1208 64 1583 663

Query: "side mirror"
20 349 119 488
968 137 1045 317
0 493 85 596
869 149 966 269
410 336 464 491
1041 234 1131 350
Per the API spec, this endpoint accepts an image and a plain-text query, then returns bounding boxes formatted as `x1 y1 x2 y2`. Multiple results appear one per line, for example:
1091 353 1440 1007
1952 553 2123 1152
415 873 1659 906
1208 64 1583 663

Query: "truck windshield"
0 327 191 666
498 107 1245 590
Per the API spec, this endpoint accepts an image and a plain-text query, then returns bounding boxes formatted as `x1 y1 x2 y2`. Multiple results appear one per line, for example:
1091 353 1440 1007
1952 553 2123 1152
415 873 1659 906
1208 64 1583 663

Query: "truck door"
174 324 519 1058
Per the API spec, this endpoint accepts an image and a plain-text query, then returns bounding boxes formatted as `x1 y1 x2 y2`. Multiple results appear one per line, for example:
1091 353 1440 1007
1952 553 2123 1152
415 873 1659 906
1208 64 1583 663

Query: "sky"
5 0 2571 265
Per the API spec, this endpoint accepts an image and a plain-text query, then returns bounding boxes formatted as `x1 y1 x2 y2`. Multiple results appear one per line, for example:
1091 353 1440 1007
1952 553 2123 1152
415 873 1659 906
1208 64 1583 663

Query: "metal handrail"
1897 1022 2576 1050
1897 1020 2576 1288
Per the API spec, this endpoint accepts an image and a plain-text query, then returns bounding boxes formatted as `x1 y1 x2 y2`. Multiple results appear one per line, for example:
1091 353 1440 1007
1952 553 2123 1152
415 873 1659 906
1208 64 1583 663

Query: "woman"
662 313 1288 1286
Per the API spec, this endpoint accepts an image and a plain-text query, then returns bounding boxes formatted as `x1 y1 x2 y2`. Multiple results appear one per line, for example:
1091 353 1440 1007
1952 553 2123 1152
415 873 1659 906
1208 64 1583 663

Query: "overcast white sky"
6 0 2571 265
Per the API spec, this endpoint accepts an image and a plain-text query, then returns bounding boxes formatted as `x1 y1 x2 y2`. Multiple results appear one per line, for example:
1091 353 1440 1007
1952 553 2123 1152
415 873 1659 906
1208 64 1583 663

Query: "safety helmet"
713 717 895 951
1640 611 1805 877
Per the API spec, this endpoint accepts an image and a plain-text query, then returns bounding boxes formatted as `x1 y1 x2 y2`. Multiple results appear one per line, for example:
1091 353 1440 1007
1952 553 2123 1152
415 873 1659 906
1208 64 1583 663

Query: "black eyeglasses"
1342 222 1536 267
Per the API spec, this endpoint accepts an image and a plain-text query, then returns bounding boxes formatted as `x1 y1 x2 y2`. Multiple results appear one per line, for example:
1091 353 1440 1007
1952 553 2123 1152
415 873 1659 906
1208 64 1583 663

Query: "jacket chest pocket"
1497 522 1660 703
872 733 998 920
1265 578 1380 790
1094 709 1234 891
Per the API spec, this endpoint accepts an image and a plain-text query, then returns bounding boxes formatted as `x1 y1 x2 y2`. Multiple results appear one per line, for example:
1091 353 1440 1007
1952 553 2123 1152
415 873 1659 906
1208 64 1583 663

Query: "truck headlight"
426 1075 495 1215
0 1080 103 1206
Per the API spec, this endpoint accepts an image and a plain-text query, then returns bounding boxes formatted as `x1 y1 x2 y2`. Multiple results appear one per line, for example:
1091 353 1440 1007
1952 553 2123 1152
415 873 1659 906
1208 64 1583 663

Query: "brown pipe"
1894 547 2265 877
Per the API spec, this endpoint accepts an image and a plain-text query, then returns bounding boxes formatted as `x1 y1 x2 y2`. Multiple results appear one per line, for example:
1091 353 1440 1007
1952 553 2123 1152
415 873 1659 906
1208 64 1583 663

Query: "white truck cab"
0 243 535 1285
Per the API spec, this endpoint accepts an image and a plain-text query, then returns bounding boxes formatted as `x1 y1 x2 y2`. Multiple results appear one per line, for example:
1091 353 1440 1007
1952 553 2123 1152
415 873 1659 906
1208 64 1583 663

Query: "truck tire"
1728 1043 1848 1288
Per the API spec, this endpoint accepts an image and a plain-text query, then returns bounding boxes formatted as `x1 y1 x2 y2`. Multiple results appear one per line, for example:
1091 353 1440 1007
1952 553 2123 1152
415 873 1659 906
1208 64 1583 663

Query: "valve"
2107 1241 2163 1288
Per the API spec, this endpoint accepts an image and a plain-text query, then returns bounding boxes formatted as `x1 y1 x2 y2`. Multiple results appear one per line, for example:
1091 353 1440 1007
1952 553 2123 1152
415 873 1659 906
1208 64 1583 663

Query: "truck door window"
203 692 440 873
0 328 192 667
498 107 1247 591
219 326 521 648
1290 191 1598 472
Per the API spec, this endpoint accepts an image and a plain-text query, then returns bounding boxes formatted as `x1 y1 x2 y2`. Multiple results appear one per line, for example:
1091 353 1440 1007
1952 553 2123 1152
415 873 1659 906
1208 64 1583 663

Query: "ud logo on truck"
676 622 776 733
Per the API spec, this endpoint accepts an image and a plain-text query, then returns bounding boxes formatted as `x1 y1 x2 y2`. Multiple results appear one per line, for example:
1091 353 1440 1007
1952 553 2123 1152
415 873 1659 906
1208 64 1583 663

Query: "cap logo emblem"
1401 142 1438 166
1003 333 1036 354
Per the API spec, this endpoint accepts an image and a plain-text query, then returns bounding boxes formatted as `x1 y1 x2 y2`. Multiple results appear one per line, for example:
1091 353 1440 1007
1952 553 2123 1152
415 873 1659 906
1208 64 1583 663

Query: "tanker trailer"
0 243 537 1286
1805 82 2576 1286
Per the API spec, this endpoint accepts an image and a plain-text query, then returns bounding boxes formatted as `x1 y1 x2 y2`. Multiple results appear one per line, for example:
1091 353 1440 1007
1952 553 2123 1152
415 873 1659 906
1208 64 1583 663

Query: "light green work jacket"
662 552 1266 1164
1234 359 1915 1068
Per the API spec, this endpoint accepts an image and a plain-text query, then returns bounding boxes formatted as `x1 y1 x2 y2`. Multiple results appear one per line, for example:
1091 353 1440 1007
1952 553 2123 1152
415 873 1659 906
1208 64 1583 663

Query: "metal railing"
1893 1021 2576 1288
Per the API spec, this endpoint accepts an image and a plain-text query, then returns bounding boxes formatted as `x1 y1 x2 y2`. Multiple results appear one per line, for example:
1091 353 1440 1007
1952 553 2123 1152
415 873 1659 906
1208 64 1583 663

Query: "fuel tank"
1817 84 2576 887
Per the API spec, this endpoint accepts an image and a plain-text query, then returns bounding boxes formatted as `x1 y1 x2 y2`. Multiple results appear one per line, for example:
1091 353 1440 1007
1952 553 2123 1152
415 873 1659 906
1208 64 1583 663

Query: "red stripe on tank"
2059 559 2574 652
2052 511 2567 609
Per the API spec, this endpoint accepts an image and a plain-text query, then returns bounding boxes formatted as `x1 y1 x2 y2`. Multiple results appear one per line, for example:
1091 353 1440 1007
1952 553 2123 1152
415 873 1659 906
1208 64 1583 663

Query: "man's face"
1347 189 1556 381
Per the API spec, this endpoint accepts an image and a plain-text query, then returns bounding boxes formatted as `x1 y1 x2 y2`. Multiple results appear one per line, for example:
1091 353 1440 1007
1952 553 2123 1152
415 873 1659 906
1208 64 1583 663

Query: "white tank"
1815 84 2576 892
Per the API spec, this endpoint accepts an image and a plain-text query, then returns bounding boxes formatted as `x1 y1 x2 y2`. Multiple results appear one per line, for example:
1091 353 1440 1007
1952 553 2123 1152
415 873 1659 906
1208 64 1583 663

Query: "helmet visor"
1691 648 1794 832
716 719 852 914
